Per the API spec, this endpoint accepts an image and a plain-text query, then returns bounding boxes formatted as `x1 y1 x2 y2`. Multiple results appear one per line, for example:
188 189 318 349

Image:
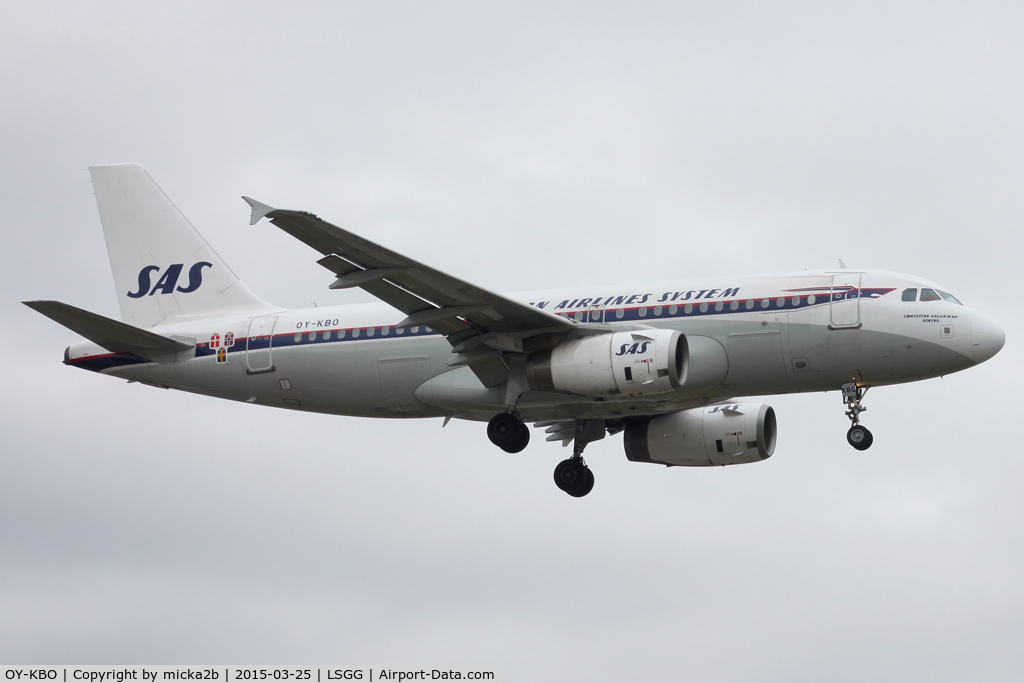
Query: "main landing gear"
842 382 873 451
552 419 603 498
487 412 530 453
486 413 599 497
554 456 594 498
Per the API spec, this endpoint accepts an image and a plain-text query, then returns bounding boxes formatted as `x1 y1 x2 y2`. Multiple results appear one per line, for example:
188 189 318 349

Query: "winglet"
838 258 848 269
242 196 276 225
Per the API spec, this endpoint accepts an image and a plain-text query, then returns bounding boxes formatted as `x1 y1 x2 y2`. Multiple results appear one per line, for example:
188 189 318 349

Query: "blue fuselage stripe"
72 288 897 371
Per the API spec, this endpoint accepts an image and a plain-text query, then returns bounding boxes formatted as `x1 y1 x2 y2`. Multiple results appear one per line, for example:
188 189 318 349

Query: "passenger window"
920 288 941 302
901 288 917 302
938 291 963 305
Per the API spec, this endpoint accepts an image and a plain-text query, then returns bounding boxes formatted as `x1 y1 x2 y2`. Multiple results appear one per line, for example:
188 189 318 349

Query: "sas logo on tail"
128 262 212 298
616 341 651 356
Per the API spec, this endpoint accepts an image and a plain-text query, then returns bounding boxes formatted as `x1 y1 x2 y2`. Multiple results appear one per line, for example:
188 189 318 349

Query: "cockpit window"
920 288 941 302
901 288 917 302
938 291 962 305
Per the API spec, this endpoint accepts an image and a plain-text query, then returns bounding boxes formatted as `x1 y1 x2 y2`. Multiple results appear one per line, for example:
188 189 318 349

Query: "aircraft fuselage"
65 269 1001 423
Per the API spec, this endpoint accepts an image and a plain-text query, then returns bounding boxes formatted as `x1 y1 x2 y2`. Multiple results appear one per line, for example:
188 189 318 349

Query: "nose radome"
971 313 1006 364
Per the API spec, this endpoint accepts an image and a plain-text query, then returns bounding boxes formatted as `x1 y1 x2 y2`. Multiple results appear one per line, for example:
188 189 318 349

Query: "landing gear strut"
487 412 530 453
842 382 873 451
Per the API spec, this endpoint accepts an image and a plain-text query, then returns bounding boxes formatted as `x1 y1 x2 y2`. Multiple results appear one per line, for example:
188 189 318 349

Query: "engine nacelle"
527 329 685 397
624 403 777 466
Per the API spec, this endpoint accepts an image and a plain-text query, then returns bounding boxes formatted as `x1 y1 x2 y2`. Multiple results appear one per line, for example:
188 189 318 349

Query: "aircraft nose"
971 312 1006 364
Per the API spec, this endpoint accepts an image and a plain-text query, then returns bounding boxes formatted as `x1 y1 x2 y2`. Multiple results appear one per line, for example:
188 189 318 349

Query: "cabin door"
830 274 862 329
246 316 278 373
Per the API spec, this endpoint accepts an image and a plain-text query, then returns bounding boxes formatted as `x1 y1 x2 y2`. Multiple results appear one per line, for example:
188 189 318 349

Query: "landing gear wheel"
847 425 873 451
553 458 594 497
487 413 526 453
506 424 530 453
568 468 595 498
553 458 584 491
841 382 874 451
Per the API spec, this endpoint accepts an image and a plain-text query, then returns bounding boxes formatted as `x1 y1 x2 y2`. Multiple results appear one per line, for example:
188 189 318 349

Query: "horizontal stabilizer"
23 301 194 357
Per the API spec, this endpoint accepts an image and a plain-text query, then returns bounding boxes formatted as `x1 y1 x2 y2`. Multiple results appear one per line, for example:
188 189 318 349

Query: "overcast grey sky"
2 1 1023 679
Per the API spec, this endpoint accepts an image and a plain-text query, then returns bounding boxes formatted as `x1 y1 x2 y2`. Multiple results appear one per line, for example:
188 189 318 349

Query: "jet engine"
624 403 777 466
526 329 685 397
525 330 728 398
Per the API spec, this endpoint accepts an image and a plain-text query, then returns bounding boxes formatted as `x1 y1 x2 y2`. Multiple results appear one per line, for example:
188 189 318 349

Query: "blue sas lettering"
616 341 651 356
127 262 212 298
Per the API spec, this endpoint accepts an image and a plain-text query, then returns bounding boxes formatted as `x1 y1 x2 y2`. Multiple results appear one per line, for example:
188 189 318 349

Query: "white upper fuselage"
64 269 1004 423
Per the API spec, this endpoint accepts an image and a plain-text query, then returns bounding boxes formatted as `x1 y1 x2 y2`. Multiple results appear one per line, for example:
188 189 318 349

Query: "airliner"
25 164 1006 497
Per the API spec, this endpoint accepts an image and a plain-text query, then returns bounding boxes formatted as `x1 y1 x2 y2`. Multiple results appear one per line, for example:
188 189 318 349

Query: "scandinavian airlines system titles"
529 286 742 310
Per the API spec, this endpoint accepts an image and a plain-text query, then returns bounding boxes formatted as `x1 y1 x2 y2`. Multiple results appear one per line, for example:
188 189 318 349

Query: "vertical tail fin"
89 163 273 327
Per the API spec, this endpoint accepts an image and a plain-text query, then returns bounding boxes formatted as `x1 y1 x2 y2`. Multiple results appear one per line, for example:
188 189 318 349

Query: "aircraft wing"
243 197 574 352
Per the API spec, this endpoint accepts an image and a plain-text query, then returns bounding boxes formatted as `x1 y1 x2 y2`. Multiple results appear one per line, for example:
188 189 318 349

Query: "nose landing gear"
847 424 873 449
842 382 873 451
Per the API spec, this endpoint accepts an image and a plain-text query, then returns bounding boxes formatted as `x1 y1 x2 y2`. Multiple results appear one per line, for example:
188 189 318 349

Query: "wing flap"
465 355 509 388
